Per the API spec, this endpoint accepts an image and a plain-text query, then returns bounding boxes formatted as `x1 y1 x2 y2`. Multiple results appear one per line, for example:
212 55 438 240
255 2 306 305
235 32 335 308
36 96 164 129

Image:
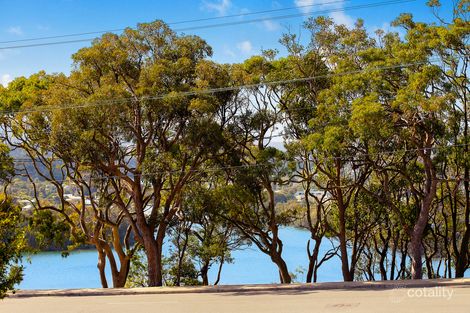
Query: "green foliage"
0 144 13 182
0 195 26 299
164 252 202 287
126 243 203 287
0 71 50 112
350 93 391 140
125 247 148 288
28 210 70 250
1 1 470 285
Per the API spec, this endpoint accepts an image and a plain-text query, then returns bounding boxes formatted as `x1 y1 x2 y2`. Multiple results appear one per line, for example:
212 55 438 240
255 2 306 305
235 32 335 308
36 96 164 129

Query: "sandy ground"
2 281 470 313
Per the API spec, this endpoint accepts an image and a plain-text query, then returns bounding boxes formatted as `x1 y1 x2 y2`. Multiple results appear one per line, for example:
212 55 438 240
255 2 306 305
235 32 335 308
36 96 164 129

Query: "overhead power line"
0 0 416 50
0 59 437 116
0 0 348 45
11 143 470 185
12 141 469 164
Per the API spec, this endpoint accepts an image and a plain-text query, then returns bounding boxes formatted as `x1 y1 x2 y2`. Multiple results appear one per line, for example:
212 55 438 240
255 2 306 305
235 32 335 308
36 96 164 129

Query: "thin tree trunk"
155 223 168 287
271 252 292 284
117 258 131 288
409 149 437 279
214 256 225 286
335 160 352 282
338 197 352 281
144 236 159 287
306 239 321 283
97 249 108 288
409 230 424 279
456 88 470 277
390 231 399 280
201 262 210 286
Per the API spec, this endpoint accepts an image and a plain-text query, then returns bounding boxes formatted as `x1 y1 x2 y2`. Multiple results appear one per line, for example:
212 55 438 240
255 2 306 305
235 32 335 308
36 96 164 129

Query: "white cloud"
272 1 283 9
1 74 12 87
7 26 23 35
262 20 280 31
223 45 236 57
369 22 405 39
371 22 391 33
36 24 50 31
330 11 354 28
0 48 20 61
295 0 316 13
295 0 343 13
239 7 250 15
201 0 231 16
294 0 355 27
237 40 253 54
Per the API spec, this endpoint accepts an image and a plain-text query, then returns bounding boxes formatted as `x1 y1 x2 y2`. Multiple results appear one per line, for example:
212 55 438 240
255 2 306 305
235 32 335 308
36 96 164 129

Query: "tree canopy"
0 0 468 290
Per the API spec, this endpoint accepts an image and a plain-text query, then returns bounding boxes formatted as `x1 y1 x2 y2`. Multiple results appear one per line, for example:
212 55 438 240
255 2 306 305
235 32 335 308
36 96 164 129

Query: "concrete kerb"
10 278 470 298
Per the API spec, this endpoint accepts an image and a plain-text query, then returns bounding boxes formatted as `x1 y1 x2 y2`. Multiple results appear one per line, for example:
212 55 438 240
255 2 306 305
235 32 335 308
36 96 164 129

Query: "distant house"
18 199 36 211
64 194 82 201
295 190 326 202
295 191 304 201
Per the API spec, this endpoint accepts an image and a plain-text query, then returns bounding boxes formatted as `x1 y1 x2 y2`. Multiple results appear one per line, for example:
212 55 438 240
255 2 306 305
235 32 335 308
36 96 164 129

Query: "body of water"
18 227 468 289
19 228 343 289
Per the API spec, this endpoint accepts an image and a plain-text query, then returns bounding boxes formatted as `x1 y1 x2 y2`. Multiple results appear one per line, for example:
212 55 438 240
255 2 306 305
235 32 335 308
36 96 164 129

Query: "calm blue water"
18 227 468 289
19 227 343 289
211 228 342 285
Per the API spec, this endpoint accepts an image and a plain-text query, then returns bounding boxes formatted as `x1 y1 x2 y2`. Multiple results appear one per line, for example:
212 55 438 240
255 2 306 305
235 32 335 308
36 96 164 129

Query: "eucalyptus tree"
270 32 339 283
1 73 138 288
287 17 378 281
180 183 244 286
0 145 24 298
405 0 470 277
28 173 137 288
0 21 238 286
0 195 25 299
29 21 237 286
330 12 453 279
283 9 456 280
216 54 298 284
371 15 456 280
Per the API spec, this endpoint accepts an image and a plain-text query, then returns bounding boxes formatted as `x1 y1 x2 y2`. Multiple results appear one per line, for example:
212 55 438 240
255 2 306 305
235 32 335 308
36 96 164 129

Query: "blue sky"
0 0 453 86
